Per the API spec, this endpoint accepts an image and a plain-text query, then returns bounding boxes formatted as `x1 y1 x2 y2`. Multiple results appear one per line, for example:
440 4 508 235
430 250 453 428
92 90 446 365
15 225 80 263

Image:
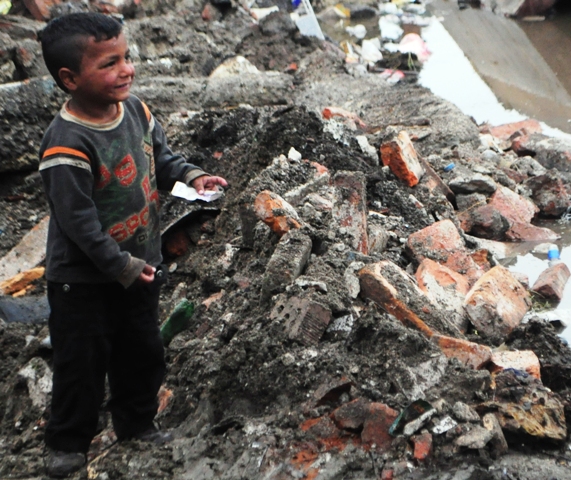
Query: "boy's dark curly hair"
40 12 123 92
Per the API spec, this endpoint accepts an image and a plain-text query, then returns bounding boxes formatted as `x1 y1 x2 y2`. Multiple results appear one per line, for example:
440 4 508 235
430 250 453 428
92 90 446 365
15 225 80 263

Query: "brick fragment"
431 335 492 369
359 261 435 337
531 263 570 301
261 229 312 300
407 219 482 285
489 119 542 141
311 377 354 406
412 432 432 461
380 130 425 187
361 403 398 452
465 266 531 344
254 190 301 237
525 172 569 217
489 350 541 380
23 0 61 21
488 185 538 225
505 222 560 242
281 297 331 346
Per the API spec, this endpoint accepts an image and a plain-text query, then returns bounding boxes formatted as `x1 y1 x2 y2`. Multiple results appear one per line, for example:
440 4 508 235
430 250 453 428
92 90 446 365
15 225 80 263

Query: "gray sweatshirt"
39 95 206 288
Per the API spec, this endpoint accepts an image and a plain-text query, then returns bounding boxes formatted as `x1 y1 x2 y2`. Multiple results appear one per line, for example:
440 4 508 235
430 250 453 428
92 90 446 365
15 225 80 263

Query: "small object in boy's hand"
171 181 224 202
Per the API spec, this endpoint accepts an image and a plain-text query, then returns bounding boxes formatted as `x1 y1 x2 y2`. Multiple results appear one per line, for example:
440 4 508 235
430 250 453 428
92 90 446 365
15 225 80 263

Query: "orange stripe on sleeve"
141 102 152 122
42 147 90 163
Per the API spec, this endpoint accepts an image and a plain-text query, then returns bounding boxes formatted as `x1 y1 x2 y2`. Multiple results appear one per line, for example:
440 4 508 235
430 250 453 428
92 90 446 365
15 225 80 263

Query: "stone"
512 133 571 173
458 203 510 241
456 193 487 212
464 266 531 344
367 223 389 255
332 398 370 431
454 425 493 449
489 350 541 380
431 335 492 369
282 297 332 346
17 357 52 409
312 377 354 406
332 171 368 254
524 171 570 218
452 401 480 423
532 263 571 302
261 229 312 300
254 190 302 237
0 215 49 284
482 413 508 458
361 403 399 452
380 130 425 187
448 172 497 194
22 0 61 21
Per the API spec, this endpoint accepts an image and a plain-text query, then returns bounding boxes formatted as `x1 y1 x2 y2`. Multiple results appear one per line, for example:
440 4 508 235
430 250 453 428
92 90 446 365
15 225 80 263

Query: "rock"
487 185 538 225
482 412 508 458
448 172 497 194
505 222 560 242
512 133 571 173
17 357 52 409
431 335 492 369
261 229 312 300
454 425 493 449
22 0 61 21
331 398 370 430
458 203 510 241
452 401 480 423
532 262 571 302
524 171 570 218
464 266 531 344
380 130 425 187
478 369 567 442
332 171 368 254
489 350 541 380
456 192 487 212
280 296 332 346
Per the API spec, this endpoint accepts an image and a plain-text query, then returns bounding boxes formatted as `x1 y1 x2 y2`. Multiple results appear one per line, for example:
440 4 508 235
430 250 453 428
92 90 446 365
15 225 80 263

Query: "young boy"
39 12 227 478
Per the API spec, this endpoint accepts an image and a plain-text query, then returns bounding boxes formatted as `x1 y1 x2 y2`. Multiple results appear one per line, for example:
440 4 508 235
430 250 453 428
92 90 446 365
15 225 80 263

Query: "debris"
432 416 458 435
291 0 324 40
17 357 52 409
380 130 425 187
160 299 195 346
489 350 541 380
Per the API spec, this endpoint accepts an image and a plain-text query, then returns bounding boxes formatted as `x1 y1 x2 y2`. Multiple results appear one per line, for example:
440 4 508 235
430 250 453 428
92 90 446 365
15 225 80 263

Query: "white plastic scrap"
171 182 224 202
345 24 367 40
432 416 458 435
361 39 384 64
379 16 403 41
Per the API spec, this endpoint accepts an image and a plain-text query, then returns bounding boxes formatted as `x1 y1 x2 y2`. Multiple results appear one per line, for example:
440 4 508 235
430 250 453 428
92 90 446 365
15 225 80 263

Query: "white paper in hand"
171 181 224 202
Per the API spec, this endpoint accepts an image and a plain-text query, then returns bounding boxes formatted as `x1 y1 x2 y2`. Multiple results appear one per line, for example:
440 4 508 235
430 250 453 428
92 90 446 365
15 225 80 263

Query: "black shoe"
133 427 173 445
46 449 86 478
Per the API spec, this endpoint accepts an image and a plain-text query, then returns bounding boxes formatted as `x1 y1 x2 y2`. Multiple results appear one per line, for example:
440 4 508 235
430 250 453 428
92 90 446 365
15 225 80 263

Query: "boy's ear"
58 68 78 92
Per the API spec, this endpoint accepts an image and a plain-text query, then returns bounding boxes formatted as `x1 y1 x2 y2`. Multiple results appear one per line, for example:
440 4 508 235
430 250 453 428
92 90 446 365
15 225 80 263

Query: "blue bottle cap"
443 163 455 172
548 246 560 260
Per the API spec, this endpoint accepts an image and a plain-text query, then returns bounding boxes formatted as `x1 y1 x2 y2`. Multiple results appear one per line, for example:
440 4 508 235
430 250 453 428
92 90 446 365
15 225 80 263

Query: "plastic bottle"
548 245 562 267
160 299 194 346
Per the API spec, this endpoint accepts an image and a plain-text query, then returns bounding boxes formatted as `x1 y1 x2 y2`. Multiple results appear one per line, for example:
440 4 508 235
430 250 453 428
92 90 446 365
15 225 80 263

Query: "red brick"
506 222 560 242
488 185 538 225
322 106 367 129
361 403 399 452
412 432 433 461
23 0 61 21
489 119 542 140
407 219 482 285
465 266 531 342
157 386 173 414
359 261 435 337
380 131 425 187
490 350 541 380
381 469 394 480
0 267 45 296
532 262 571 301
254 190 301 236
431 334 492 369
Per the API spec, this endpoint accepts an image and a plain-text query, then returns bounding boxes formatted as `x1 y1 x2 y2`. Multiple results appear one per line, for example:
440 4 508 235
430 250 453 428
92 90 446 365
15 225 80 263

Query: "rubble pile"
1 0 571 478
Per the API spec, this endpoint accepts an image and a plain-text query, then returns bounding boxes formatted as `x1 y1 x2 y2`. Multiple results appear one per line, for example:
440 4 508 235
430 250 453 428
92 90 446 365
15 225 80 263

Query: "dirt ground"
1 0 571 479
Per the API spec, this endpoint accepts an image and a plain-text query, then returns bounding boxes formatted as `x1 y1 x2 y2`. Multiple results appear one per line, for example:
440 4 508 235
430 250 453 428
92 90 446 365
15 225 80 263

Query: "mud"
1 0 571 479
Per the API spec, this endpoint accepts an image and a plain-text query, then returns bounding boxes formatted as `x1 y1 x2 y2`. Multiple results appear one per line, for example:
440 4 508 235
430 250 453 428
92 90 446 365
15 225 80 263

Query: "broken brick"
22 0 61 21
489 350 541 380
0 267 45 296
505 222 560 242
489 119 542 141
412 432 432 461
281 297 332 346
361 403 398 452
488 185 538 225
380 130 425 187
531 262 571 301
465 266 531 344
431 335 492 369
254 190 301 236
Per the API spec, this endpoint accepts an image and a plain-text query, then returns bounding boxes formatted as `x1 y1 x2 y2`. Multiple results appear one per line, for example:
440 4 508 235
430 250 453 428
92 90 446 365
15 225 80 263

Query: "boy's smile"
61 32 135 122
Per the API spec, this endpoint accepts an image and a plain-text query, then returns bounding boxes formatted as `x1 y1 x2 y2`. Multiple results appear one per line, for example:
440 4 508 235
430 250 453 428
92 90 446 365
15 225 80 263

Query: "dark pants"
45 280 166 453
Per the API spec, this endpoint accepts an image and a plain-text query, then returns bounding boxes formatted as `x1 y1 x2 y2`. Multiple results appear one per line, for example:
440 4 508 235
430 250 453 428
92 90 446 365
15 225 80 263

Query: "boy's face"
62 32 135 107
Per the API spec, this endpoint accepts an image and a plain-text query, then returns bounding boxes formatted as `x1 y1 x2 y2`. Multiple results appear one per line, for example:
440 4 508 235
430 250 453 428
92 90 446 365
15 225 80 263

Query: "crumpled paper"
171 181 224 202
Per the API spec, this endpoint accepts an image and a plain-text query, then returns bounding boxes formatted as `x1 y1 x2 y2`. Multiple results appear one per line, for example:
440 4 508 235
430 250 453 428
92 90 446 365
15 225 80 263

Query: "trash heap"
2 0 571 478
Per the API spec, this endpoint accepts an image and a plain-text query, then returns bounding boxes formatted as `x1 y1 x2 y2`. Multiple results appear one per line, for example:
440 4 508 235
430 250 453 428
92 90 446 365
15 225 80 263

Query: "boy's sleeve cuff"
116 254 146 288
184 169 209 186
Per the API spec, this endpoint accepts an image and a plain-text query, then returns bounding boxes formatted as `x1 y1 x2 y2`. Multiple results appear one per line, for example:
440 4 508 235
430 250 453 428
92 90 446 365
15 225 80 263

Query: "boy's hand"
192 175 228 195
138 264 156 283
